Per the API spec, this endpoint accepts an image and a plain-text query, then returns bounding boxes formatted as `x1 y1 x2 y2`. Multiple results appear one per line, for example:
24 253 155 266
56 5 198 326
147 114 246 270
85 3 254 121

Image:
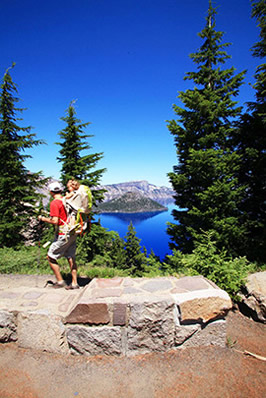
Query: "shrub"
165 231 253 299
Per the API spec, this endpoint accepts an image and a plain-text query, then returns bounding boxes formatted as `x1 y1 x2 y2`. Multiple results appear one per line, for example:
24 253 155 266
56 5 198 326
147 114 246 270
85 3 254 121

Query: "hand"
38 215 44 222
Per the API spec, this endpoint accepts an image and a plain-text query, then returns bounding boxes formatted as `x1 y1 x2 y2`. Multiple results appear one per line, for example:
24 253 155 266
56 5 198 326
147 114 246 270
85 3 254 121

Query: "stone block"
0 291 19 299
58 295 78 313
95 277 123 288
17 310 69 354
173 289 232 323
66 325 123 356
141 279 173 293
127 300 176 353
65 302 110 325
124 287 142 295
173 276 213 292
175 324 200 345
22 291 44 300
0 311 17 342
182 319 227 348
113 303 127 326
92 288 123 298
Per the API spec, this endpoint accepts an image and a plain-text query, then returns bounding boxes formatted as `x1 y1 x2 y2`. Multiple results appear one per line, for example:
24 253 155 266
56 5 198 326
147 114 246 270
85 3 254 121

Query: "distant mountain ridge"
97 191 167 213
99 180 174 205
37 179 175 207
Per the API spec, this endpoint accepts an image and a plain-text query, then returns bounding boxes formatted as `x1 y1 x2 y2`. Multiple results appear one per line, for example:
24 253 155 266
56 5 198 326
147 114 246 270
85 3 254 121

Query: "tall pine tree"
124 222 146 276
0 64 44 247
167 1 246 256
235 0 266 262
56 101 106 203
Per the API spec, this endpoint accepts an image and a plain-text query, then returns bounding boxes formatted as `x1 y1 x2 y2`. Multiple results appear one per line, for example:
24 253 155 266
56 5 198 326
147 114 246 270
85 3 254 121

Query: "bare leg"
47 256 64 282
68 257 78 286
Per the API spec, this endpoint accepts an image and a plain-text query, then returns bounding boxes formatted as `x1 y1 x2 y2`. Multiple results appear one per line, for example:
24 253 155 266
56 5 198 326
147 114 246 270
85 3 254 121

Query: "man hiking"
38 181 79 289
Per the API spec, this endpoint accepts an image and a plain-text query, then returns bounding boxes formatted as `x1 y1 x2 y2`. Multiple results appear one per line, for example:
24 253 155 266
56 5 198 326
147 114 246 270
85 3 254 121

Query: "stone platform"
0 275 232 356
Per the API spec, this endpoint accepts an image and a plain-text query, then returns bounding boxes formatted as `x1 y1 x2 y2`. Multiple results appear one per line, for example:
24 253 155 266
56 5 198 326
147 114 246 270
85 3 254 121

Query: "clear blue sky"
1 0 259 187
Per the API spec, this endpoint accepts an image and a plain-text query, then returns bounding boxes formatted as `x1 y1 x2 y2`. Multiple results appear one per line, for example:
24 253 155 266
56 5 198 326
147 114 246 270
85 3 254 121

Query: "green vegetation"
0 64 46 248
56 100 106 204
165 231 258 299
167 3 247 257
0 246 51 274
234 0 266 262
1 226 264 301
0 1 265 302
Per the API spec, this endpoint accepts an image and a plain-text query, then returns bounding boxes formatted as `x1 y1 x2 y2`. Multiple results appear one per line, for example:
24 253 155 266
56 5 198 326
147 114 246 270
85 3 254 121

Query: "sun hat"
48 182 63 193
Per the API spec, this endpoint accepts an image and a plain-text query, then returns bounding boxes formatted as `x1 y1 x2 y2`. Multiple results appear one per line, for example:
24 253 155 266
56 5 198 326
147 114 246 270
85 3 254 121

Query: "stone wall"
0 276 232 356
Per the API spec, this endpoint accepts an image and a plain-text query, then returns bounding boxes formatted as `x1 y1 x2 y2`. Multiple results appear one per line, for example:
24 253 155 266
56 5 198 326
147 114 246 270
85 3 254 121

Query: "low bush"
165 231 255 299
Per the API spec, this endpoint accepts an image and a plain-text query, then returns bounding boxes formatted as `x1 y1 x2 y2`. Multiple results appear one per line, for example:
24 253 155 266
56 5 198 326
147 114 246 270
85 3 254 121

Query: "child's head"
67 179 80 192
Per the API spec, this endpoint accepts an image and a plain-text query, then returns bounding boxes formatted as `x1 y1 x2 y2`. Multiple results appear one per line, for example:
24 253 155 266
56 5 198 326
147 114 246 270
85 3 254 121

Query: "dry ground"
0 309 265 398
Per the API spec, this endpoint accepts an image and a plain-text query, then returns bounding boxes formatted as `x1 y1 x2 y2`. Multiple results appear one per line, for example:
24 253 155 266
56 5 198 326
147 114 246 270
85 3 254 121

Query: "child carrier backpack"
61 184 93 237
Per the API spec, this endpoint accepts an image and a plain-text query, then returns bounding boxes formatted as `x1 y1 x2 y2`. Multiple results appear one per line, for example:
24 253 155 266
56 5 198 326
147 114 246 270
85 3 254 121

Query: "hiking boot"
65 284 80 290
50 281 67 289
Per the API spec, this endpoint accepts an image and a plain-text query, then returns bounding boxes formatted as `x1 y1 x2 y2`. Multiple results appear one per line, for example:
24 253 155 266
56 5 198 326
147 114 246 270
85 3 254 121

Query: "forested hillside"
96 191 167 213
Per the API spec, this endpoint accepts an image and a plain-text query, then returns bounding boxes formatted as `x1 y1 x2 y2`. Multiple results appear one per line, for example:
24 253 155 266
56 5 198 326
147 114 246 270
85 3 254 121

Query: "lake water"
94 204 176 260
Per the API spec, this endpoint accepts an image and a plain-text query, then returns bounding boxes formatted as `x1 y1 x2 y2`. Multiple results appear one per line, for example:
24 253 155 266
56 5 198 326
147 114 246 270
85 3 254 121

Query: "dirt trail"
0 309 265 398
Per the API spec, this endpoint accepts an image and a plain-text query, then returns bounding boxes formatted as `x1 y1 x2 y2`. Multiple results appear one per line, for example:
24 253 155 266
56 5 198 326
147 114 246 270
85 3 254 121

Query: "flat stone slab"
65 276 232 325
0 275 83 317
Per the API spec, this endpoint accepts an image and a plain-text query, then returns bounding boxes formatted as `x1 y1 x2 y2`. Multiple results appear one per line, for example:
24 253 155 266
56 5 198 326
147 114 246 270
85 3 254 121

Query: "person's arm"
38 215 59 225
65 192 74 199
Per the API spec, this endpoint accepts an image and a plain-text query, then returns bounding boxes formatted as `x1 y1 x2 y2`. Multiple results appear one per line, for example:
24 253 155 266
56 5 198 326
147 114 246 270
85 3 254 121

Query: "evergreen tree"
0 64 44 247
109 233 126 269
124 222 146 275
56 101 106 203
235 0 266 262
167 2 246 256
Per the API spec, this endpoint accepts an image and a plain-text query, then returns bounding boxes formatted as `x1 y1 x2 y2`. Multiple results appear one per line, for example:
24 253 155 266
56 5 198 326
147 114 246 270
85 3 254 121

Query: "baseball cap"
48 182 63 193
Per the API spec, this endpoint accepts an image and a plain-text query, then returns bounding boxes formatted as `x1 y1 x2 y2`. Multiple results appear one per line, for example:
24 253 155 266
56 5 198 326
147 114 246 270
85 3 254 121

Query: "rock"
172 289 232 323
181 319 227 348
240 271 266 323
0 311 17 342
127 300 177 353
66 325 123 356
65 302 110 324
175 324 200 345
113 303 128 326
17 310 69 354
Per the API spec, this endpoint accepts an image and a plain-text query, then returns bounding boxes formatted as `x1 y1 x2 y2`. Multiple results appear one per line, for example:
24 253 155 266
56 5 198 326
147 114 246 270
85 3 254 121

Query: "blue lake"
94 204 176 260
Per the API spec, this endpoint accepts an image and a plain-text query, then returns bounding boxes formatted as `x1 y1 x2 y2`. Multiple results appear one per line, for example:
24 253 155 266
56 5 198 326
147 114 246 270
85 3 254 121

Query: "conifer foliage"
167 2 247 256
235 0 266 262
0 64 44 247
56 101 106 203
124 222 146 275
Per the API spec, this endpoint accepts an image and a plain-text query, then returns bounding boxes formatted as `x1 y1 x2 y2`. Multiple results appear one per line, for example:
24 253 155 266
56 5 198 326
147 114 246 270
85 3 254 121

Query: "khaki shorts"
48 234 77 261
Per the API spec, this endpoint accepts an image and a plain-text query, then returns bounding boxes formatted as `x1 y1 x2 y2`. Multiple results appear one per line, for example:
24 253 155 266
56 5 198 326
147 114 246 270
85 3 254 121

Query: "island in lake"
96 191 168 214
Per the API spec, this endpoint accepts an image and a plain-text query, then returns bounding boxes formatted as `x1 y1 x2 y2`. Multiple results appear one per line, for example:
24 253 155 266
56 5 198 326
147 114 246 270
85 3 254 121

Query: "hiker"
38 181 79 290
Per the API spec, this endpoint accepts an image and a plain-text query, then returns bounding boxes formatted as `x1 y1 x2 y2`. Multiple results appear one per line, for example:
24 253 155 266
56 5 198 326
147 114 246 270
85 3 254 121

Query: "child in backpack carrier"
63 179 92 234
66 179 80 200
65 179 81 227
